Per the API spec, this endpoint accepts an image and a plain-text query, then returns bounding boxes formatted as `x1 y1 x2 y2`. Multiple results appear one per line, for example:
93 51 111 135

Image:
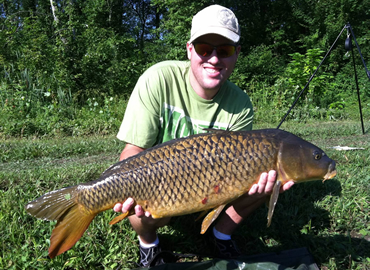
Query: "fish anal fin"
267 181 282 227
49 205 96 258
109 211 129 225
195 210 209 222
200 205 226 234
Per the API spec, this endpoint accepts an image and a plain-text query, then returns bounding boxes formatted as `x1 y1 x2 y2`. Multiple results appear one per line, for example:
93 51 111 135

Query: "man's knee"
129 215 171 228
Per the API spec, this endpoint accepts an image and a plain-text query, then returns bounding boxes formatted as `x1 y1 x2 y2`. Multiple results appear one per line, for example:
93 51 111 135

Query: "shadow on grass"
158 179 369 268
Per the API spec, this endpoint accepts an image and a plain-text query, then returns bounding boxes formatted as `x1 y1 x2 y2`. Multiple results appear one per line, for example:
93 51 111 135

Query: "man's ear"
235 45 241 58
186 42 192 60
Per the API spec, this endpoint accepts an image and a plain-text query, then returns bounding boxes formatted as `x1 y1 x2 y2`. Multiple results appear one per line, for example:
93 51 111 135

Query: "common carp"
25 129 336 258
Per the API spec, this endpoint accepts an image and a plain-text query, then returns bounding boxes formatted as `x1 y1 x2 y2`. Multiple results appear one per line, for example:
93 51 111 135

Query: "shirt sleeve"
216 82 254 132
228 105 254 131
116 68 162 149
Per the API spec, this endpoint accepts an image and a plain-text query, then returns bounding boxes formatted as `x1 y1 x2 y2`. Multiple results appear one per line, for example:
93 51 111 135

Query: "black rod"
347 23 370 81
347 26 366 134
277 25 347 129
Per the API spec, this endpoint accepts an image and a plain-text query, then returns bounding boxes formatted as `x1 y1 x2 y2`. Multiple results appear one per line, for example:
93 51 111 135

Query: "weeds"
0 120 369 269
1 56 369 139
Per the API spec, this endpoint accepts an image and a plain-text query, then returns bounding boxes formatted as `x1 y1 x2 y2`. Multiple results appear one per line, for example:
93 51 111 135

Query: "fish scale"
25 129 337 258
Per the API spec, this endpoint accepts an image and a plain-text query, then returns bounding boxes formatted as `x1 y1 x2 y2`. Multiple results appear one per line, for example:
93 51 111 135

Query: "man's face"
187 34 241 99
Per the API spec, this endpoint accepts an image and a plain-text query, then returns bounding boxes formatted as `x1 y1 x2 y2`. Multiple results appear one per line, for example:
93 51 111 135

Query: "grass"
0 119 369 269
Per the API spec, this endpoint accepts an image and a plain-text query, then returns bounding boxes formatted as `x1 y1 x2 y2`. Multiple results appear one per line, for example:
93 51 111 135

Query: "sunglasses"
192 43 237 58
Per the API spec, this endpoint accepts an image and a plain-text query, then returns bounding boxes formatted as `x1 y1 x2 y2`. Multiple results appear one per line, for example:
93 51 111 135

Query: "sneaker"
213 238 241 259
139 245 165 267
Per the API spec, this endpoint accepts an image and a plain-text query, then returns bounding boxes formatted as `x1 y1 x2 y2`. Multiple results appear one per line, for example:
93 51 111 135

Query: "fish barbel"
25 129 336 258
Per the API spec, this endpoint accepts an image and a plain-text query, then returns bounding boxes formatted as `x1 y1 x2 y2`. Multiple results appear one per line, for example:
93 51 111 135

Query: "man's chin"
202 78 224 91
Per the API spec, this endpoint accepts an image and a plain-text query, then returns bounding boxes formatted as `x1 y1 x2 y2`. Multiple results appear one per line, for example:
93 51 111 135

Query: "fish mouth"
323 160 337 181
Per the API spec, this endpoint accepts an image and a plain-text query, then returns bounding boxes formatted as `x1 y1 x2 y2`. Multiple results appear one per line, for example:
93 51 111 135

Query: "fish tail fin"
49 204 96 258
25 186 96 258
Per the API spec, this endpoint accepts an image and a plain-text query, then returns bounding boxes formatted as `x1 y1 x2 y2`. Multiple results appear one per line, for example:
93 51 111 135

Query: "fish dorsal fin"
267 181 282 227
202 128 227 134
200 205 226 234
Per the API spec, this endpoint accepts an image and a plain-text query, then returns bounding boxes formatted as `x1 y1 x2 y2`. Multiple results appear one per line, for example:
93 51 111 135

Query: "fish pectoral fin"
200 205 226 234
109 211 129 225
267 181 282 227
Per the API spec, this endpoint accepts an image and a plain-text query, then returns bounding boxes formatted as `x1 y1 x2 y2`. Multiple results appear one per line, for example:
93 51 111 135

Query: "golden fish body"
25 129 336 258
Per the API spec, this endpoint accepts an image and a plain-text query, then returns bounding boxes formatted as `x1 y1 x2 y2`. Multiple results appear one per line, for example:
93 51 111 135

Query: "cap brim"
189 27 240 44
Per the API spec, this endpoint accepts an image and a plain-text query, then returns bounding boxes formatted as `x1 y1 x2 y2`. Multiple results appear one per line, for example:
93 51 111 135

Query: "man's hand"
113 198 152 217
248 170 294 196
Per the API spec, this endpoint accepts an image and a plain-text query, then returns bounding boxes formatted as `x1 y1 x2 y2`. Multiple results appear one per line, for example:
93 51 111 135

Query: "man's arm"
119 143 145 161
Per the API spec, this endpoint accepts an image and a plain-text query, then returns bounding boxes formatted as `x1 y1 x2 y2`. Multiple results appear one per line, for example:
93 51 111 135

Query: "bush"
231 44 285 92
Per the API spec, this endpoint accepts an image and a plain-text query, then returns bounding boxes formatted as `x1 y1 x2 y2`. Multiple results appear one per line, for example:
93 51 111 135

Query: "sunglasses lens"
217 45 236 58
193 43 236 58
194 43 214 57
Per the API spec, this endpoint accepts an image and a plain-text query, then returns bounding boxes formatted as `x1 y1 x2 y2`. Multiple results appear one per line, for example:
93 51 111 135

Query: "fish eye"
313 151 322 160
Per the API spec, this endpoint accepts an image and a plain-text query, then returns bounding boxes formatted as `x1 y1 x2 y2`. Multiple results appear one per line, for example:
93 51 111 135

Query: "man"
113 4 294 267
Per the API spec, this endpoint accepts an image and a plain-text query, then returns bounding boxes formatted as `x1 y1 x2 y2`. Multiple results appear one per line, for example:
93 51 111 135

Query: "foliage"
0 75 127 137
150 0 207 61
1 0 369 122
283 48 335 108
230 45 285 91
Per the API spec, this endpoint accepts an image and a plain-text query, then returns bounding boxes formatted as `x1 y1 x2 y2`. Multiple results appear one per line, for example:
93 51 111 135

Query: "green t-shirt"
117 60 253 148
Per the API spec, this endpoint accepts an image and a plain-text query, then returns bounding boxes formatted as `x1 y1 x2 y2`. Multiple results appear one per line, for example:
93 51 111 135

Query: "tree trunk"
49 0 59 23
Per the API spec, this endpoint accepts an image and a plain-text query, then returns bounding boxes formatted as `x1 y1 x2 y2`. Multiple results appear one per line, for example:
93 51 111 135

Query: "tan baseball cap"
189 5 240 44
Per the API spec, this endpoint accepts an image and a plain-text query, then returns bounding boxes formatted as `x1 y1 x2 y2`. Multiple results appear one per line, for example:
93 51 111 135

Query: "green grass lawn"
0 120 369 269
